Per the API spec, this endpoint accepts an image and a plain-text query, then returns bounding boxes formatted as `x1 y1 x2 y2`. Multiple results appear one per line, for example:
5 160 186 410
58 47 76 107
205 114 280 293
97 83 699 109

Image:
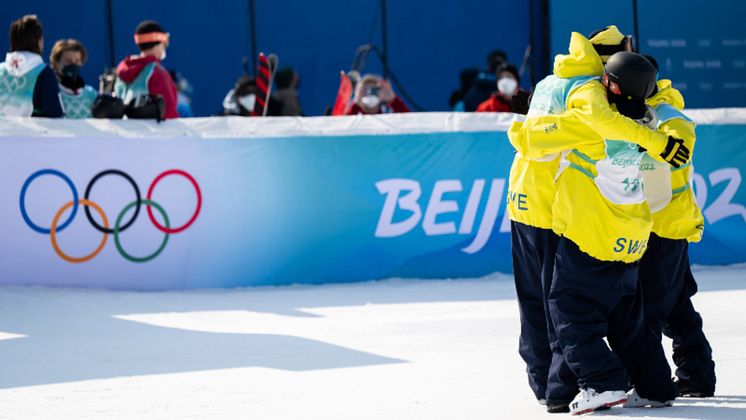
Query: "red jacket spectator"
347 96 410 115
476 62 529 114
476 93 512 113
115 55 178 119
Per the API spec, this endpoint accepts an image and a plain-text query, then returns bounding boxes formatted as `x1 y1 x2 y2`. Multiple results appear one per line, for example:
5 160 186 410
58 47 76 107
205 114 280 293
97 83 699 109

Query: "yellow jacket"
507 33 675 263
644 80 704 242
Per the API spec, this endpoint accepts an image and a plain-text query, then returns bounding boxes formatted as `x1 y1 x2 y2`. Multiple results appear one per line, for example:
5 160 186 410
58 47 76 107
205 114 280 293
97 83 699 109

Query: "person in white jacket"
0 15 62 117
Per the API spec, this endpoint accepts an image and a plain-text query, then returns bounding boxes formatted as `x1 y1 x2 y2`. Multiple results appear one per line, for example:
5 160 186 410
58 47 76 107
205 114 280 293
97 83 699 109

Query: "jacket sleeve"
148 65 179 119
388 96 411 113
475 98 492 112
32 66 63 118
507 114 599 158
345 103 363 115
658 117 696 154
565 81 671 158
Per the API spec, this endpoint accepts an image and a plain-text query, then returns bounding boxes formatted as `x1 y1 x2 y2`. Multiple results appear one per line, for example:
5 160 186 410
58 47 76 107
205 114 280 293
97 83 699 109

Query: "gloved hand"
660 136 689 168
510 91 532 115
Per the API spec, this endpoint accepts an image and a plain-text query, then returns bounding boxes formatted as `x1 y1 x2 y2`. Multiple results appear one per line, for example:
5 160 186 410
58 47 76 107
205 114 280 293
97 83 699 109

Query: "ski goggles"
134 32 170 45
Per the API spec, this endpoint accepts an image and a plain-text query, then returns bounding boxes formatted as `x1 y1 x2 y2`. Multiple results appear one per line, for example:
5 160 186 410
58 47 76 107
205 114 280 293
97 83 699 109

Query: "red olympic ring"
146 169 202 234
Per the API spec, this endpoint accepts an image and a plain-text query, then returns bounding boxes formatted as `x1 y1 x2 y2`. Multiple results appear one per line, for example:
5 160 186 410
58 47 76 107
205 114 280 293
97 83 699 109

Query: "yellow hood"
553 32 605 79
646 79 685 110
589 25 626 46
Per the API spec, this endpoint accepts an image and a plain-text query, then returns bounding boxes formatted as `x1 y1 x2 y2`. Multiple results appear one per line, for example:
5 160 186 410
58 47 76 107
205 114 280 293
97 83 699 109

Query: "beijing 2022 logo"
19 168 201 263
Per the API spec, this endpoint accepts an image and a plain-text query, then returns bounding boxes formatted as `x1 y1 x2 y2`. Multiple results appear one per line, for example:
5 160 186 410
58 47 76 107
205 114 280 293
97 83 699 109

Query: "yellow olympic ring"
50 199 109 264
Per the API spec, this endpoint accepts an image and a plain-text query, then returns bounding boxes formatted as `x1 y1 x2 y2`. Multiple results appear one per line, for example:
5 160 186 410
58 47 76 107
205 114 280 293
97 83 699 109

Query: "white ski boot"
569 388 627 415
622 388 674 408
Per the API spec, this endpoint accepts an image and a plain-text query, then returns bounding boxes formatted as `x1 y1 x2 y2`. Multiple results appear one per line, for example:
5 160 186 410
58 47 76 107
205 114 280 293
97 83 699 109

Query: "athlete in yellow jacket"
508 26 684 412
638 73 716 397
508 75 689 262
506 26 686 413
510 51 682 414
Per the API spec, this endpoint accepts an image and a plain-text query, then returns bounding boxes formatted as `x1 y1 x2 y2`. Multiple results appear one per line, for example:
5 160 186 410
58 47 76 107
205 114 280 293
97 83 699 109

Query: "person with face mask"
346 74 410 115
114 20 178 119
475 63 527 113
505 26 687 414
0 15 62 117
49 39 97 119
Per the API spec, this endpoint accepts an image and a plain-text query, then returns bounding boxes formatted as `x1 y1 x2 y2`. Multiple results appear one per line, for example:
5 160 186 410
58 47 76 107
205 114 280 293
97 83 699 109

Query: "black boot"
546 401 570 413
675 377 715 398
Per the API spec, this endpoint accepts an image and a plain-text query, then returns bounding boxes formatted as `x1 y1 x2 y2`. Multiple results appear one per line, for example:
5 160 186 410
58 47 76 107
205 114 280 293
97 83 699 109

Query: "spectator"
0 15 62 117
346 74 410 115
220 75 280 116
272 66 303 116
114 20 178 119
50 39 96 119
463 49 508 112
476 63 529 113
448 67 478 112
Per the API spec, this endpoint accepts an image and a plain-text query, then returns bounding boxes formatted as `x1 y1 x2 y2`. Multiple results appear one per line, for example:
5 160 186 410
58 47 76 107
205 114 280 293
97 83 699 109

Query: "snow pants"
510 221 576 404
548 236 676 402
638 233 716 393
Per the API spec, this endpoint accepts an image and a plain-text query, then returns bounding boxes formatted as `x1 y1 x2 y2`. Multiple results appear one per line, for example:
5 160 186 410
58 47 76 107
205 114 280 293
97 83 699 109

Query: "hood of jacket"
116 55 158 83
4 51 44 77
552 32 605 79
646 79 685 110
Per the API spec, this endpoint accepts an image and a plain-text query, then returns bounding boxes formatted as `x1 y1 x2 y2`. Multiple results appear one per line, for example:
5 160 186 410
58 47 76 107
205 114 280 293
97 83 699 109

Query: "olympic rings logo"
19 169 202 263
0 75 27 92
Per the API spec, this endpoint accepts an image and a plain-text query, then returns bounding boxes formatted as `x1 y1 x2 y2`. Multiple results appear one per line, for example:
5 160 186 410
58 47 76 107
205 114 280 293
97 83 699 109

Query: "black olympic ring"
84 169 141 234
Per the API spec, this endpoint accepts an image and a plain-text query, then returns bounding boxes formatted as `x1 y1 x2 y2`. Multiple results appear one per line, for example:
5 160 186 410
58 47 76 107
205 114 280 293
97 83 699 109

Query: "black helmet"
603 51 657 119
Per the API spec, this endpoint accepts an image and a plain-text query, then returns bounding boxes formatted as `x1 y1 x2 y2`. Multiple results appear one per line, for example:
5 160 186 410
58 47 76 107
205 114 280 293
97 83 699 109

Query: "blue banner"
0 113 744 290
687 124 746 264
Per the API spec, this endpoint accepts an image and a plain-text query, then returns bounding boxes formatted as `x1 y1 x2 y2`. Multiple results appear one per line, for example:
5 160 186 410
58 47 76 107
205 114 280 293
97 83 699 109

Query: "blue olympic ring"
19 169 79 234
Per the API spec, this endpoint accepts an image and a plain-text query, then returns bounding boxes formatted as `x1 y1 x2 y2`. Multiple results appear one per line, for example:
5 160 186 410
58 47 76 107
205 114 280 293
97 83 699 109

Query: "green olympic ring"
114 199 170 263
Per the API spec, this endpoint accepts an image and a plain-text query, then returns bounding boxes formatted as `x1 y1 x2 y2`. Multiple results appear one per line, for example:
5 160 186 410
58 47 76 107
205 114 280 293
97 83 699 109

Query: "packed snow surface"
1 265 745 419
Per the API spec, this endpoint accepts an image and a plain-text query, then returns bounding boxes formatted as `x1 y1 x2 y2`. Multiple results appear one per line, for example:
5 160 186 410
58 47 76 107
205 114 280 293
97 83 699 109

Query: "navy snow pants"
548 236 676 402
638 233 716 392
510 221 577 404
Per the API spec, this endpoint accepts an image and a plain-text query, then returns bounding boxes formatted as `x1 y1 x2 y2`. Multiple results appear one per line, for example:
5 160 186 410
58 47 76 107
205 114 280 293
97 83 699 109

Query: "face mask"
360 95 380 109
160 49 167 61
497 77 518 96
61 64 81 80
59 64 84 89
238 94 256 112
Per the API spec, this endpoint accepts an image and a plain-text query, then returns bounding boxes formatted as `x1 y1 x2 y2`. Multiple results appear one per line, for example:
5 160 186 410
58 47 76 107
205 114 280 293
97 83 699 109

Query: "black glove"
660 136 689 168
510 91 532 115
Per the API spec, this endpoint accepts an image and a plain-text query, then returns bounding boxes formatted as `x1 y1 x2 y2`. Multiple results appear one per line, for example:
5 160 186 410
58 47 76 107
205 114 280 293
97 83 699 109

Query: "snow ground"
0 265 745 419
